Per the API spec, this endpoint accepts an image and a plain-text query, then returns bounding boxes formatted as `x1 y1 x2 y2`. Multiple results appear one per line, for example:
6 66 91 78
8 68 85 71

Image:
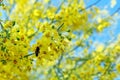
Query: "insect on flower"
35 46 40 57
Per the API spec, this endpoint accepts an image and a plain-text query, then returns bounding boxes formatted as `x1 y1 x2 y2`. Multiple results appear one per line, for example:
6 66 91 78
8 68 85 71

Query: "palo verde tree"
0 0 120 80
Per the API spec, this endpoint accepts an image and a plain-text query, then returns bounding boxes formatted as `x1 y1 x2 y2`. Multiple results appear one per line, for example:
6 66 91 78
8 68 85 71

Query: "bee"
35 46 40 57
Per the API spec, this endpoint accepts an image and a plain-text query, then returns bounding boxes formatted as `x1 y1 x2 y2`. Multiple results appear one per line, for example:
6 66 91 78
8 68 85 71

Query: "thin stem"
55 0 64 14
101 63 111 76
111 7 120 16
19 53 34 59
28 30 39 38
79 0 101 12
0 22 4 30
23 53 34 58
57 23 64 31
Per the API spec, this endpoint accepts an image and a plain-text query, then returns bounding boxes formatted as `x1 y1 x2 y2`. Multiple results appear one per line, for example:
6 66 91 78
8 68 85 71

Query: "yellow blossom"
116 63 120 72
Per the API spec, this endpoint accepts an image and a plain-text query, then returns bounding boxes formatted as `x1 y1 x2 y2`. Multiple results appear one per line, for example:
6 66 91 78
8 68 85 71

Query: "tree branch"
111 7 120 16
57 23 64 31
0 22 4 30
79 0 101 12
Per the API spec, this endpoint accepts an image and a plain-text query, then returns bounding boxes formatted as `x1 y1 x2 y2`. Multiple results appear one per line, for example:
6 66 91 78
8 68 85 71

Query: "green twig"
28 30 39 38
23 53 34 58
111 7 120 16
57 23 64 31
0 22 4 30
79 0 101 12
